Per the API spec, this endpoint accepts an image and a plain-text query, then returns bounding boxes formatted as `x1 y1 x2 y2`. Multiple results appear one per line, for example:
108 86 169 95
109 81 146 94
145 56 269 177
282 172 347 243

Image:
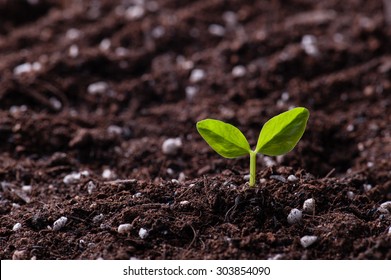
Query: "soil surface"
0 0 391 260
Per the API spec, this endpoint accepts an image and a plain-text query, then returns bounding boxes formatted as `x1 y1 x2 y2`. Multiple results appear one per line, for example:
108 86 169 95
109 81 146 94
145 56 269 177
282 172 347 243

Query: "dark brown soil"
1 0 391 260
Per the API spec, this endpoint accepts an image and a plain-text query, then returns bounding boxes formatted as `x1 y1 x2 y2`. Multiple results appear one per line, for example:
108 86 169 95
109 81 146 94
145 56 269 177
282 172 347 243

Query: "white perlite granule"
300 235 318 248
12 223 22 231
118 224 132 234
232 65 246 77
287 208 302 225
378 201 391 214
53 216 68 231
63 170 89 185
162 138 182 155
303 198 315 214
87 81 109 95
287 175 298 182
139 228 149 239
189 69 206 83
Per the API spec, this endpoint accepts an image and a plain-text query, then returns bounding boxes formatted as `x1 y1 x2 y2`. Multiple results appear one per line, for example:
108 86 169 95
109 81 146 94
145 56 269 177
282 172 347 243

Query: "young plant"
196 107 309 187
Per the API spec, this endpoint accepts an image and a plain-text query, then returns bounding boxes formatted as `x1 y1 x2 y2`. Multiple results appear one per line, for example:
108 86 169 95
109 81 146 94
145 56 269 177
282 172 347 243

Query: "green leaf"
255 107 309 156
196 119 251 158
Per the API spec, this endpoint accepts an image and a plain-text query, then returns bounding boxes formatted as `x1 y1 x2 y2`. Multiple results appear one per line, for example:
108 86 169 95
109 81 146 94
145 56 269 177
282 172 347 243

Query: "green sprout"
196 107 309 187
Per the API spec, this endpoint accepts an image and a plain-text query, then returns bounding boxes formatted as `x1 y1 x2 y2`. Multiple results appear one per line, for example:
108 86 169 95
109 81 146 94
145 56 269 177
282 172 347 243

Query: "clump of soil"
0 0 390 259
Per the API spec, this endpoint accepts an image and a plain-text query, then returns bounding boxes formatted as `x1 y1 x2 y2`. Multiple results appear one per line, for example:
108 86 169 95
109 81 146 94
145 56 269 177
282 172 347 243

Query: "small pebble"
347 191 355 200
99 38 111 51
232 65 246 78
346 124 354 132
79 239 86 248
208 24 225 37
107 125 123 135
388 226 391 235
133 192 142 198
378 201 391 214
263 156 276 167
162 138 182 155
53 216 68 231
303 198 315 214
270 175 287 183
49 97 62 110
243 174 251 181
87 181 96 194
151 26 165 39
68 45 79 58
63 171 89 185
13 63 33 75
287 175 298 182
287 208 302 225
301 34 319 56
32 62 42 71
178 172 186 183
13 62 42 76
102 168 115 179
22 185 32 193
179 200 190 206
363 184 372 192
66 28 80 40
222 11 237 25
92 214 104 224
125 6 145 20
281 92 290 101
63 172 81 185
176 56 194 70
259 178 267 184
189 69 206 83
100 223 110 230
81 170 89 176
12 222 22 231
9 105 28 115
118 223 132 234
139 228 149 239
300 235 318 248
185 86 198 101
87 81 109 95
166 168 174 175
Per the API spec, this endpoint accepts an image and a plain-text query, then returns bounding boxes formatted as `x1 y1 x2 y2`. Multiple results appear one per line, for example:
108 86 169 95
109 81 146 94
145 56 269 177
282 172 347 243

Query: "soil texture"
0 0 391 260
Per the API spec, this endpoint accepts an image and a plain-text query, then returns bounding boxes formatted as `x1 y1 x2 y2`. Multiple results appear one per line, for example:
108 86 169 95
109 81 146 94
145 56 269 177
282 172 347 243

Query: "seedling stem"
249 151 257 186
